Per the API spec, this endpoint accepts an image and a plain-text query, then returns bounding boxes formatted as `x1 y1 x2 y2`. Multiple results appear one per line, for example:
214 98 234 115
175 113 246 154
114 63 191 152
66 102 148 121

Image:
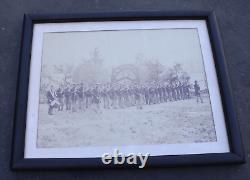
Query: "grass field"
37 97 216 148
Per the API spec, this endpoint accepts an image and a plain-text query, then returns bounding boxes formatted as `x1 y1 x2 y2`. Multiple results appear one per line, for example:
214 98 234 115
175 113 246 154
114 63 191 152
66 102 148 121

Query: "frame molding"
11 11 245 170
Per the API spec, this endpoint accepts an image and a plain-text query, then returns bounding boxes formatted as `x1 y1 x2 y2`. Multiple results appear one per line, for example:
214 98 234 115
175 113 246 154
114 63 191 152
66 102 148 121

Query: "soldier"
154 85 159 104
108 86 114 109
161 84 166 103
131 85 136 106
47 85 57 115
194 80 203 103
178 82 182 100
117 86 123 108
120 87 126 108
77 83 84 111
176 82 181 100
144 85 150 105
179 83 184 100
70 84 77 112
124 87 130 107
85 86 92 109
185 83 191 99
92 85 101 112
135 85 142 109
56 85 64 111
166 84 171 101
101 86 109 109
127 86 132 107
158 85 164 103
171 84 176 101
114 86 120 109
148 86 154 105
64 85 71 111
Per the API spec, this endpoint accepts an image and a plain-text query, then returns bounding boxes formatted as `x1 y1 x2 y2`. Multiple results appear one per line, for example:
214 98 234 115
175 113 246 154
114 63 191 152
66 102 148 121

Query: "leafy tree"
143 59 164 82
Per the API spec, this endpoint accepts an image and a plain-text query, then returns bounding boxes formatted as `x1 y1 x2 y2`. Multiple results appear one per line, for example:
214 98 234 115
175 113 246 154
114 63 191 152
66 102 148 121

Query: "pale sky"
41 28 207 87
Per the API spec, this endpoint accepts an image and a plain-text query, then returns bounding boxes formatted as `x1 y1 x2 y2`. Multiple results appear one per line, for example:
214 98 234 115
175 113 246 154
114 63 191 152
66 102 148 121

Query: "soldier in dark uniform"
178 83 181 100
148 86 154 105
171 84 176 101
175 83 179 100
167 84 171 101
124 87 130 107
155 85 159 104
108 87 114 109
92 85 101 112
131 86 136 106
144 86 150 105
185 83 190 99
135 85 142 109
127 86 133 106
154 86 159 104
159 85 164 103
101 86 109 109
194 80 203 103
70 84 77 112
153 85 157 104
64 85 71 111
120 87 126 108
161 85 166 103
166 85 171 101
77 83 84 111
47 85 57 115
114 87 120 109
179 83 184 100
117 86 123 108
166 84 171 102
85 87 92 109
56 85 64 111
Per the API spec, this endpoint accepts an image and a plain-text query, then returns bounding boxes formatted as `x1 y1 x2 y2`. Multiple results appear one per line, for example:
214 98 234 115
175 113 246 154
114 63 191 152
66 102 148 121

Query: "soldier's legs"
65 98 69 110
105 97 108 109
61 98 64 111
145 95 148 105
199 94 203 103
71 99 75 112
136 96 142 109
48 104 53 115
58 98 62 111
103 97 105 109
196 94 203 103
58 100 61 111
86 97 90 109
136 99 139 109
106 97 110 109
79 98 83 110
118 97 122 108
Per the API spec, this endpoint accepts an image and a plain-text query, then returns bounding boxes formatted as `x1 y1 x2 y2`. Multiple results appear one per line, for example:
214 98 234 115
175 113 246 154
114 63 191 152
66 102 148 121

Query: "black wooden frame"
11 11 245 170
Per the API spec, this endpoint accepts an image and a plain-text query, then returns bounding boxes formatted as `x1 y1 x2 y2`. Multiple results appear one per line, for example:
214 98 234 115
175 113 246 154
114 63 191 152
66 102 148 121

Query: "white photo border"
24 20 230 158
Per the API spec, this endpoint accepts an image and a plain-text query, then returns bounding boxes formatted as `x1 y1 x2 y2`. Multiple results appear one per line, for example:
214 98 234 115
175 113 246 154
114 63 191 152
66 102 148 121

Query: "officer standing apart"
194 80 203 103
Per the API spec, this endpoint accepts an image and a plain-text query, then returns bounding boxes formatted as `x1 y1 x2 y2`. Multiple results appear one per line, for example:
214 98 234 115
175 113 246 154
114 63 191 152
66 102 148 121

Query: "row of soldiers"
46 82 192 114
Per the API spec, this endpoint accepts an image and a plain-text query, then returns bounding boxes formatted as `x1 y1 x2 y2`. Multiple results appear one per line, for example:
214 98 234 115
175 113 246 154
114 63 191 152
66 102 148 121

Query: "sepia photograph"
37 28 216 148
21 19 231 159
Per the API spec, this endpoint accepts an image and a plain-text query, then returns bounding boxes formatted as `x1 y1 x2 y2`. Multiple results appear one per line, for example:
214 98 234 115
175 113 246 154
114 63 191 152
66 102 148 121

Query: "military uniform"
47 89 56 115
56 87 64 111
194 81 203 103
77 85 84 110
64 87 71 111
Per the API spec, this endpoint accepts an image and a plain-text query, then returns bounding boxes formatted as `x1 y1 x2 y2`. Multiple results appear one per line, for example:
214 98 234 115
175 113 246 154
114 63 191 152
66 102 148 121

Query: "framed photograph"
12 11 244 169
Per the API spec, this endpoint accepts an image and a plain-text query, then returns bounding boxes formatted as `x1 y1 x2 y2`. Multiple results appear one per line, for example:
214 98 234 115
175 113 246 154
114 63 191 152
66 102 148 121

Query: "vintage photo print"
25 20 230 158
